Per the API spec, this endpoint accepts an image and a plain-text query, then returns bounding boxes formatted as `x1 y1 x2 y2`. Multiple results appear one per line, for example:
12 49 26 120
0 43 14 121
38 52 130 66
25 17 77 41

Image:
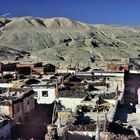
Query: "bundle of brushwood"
45 125 58 140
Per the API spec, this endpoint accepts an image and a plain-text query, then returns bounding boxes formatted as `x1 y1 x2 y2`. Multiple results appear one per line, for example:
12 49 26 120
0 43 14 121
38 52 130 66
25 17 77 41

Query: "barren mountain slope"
0 16 140 63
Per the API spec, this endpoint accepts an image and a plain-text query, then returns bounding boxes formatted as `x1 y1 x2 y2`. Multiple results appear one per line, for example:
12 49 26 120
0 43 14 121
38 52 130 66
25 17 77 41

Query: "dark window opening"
34 91 38 97
17 107 20 112
42 91 48 97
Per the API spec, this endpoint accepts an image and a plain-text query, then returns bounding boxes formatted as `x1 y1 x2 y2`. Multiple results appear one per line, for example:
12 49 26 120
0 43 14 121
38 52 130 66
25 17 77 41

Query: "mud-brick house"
0 88 35 123
107 64 129 71
16 63 44 75
16 63 34 75
123 70 140 105
33 86 58 104
1 63 17 72
44 63 56 74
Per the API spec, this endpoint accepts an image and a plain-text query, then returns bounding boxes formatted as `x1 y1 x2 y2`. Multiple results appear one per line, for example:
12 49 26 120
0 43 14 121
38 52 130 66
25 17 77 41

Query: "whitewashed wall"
34 88 56 104
59 98 83 111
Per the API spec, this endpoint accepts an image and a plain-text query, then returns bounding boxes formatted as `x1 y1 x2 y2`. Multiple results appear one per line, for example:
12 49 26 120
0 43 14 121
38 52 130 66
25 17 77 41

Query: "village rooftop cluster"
0 58 140 140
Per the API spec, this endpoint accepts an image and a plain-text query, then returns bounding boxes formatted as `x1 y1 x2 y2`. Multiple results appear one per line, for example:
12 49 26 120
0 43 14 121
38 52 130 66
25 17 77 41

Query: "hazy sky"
0 0 140 25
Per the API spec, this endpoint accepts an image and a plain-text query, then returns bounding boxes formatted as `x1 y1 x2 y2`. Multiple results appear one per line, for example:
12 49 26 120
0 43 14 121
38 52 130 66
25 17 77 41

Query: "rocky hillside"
0 16 140 63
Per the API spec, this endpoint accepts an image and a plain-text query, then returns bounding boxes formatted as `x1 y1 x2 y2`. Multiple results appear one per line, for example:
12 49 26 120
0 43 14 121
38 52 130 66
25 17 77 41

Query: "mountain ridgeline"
0 16 140 63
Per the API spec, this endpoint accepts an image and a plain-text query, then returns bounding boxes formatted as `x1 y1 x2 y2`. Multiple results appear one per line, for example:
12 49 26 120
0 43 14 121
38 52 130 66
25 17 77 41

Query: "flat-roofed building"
0 88 35 123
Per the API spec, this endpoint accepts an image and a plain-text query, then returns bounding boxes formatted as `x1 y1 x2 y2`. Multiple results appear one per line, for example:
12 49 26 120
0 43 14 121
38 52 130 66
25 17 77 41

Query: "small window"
27 100 30 105
42 91 48 97
17 107 20 112
34 91 38 97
